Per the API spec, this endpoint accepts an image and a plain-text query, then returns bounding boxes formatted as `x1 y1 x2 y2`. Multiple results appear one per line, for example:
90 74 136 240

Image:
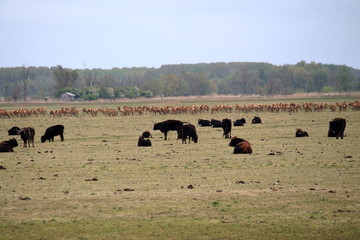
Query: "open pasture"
0 97 360 239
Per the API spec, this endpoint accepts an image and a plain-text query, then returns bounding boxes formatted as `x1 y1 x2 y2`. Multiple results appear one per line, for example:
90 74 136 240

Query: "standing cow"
0 138 19 152
222 118 232 138
328 118 346 139
181 124 198 144
153 120 185 140
19 127 35 148
41 125 65 143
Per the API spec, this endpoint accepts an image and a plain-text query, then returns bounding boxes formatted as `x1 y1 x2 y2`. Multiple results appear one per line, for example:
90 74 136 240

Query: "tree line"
0 61 359 101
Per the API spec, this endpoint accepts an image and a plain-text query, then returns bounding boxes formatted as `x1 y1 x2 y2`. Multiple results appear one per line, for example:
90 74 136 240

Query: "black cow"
328 118 346 139
198 119 212 127
222 118 232 138
211 119 222 128
251 116 262 124
234 118 246 126
138 136 152 147
153 120 185 140
0 138 18 152
229 136 247 147
181 124 198 144
296 128 309 137
19 127 35 148
41 125 65 143
234 141 253 154
8 126 20 135
142 131 152 138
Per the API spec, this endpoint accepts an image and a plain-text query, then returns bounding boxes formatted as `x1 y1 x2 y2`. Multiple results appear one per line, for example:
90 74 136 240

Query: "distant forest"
1 61 359 101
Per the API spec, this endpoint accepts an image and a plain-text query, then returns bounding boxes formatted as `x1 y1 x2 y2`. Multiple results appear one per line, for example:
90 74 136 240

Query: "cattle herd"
134 116 347 155
0 101 352 153
0 125 65 152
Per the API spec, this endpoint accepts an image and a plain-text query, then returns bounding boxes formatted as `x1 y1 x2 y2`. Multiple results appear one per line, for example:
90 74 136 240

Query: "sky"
1 0 359 70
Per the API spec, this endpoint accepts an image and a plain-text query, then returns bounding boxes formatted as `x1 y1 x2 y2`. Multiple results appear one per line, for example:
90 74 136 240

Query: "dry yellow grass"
0 97 359 239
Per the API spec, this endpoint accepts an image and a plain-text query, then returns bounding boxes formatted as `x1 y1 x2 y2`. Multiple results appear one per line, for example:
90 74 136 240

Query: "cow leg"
60 133 64 141
164 131 168 140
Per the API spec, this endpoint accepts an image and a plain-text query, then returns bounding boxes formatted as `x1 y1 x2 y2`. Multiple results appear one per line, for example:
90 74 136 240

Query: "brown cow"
233 141 252 154
19 127 35 147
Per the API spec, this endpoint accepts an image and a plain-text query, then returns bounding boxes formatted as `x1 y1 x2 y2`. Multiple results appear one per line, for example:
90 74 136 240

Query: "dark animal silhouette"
198 119 211 127
41 125 65 143
328 118 346 139
138 136 152 146
19 127 35 148
229 136 247 147
210 119 223 128
141 131 152 138
0 138 18 152
222 118 232 138
251 116 262 124
181 124 198 144
295 128 309 137
234 141 252 154
153 120 185 140
233 118 246 126
8 126 20 135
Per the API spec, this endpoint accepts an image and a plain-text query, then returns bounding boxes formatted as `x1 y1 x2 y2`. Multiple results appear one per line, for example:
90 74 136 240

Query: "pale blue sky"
1 0 359 69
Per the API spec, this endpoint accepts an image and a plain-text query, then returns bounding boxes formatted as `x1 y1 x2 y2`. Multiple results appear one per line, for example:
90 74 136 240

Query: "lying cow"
8 126 20 135
138 136 152 147
198 119 211 127
0 138 18 152
211 119 222 128
19 127 35 148
153 120 185 140
234 141 253 154
328 118 346 139
181 124 198 144
229 136 247 147
222 118 232 138
233 118 246 126
295 128 309 137
251 116 262 124
142 131 152 138
41 125 65 143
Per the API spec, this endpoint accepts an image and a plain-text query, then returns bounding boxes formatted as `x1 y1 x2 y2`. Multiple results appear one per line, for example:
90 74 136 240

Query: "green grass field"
0 97 359 239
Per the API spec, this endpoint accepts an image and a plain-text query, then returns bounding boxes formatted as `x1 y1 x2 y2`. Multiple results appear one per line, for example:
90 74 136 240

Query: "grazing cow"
141 130 152 138
211 119 223 128
251 116 262 124
222 118 232 138
41 125 65 143
19 127 35 148
153 120 185 140
233 141 252 154
181 124 198 144
328 118 346 139
234 118 246 126
8 126 20 135
229 136 247 147
295 128 309 137
138 136 152 146
198 119 212 127
0 138 19 152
